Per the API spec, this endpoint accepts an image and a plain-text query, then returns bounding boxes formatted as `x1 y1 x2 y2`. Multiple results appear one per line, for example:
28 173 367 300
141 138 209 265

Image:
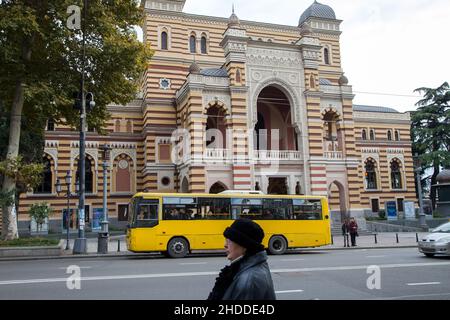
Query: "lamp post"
98 144 111 254
413 153 428 230
73 0 95 254
55 171 79 251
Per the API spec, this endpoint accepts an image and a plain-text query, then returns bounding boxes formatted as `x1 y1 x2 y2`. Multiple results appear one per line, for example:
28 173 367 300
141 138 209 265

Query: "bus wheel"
167 237 189 258
268 236 287 255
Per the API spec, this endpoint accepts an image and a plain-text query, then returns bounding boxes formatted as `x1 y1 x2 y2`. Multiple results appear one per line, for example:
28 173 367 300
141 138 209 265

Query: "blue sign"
92 208 104 232
385 201 398 221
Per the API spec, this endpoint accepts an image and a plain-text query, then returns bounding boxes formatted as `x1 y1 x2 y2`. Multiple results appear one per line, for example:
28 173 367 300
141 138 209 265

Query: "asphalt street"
0 248 449 300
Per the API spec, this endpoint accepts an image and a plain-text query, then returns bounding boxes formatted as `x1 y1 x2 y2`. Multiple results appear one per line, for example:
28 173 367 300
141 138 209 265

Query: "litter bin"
97 232 109 254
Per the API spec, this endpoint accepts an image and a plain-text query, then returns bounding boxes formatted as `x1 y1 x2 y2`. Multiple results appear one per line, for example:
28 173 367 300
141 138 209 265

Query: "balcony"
324 151 343 160
184 149 303 164
253 150 302 161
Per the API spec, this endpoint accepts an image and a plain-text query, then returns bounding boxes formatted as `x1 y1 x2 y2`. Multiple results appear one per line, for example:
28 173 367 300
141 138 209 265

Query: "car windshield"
432 222 450 233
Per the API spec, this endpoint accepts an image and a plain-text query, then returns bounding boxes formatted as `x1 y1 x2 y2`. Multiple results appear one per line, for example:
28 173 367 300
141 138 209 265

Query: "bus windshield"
129 197 159 228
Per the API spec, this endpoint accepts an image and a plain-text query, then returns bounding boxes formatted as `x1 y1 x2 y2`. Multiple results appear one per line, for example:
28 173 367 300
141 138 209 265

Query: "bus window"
263 199 292 220
131 198 159 228
198 198 231 220
163 197 198 220
231 198 263 220
293 199 322 220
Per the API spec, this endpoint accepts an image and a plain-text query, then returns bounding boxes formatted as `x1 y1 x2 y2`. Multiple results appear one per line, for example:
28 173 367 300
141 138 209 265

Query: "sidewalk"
0 232 425 261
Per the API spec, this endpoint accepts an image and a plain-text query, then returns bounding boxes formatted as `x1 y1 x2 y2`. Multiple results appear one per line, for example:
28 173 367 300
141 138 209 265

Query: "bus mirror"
325 215 329 220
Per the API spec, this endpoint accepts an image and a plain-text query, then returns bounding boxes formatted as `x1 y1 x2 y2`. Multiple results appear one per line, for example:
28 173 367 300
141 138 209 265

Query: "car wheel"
268 235 287 255
424 253 435 258
167 237 189 258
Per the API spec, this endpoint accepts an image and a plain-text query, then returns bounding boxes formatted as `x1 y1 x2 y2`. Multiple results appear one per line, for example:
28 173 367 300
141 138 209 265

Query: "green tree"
28 202 52 234
0 0 152 240
411 82 450 210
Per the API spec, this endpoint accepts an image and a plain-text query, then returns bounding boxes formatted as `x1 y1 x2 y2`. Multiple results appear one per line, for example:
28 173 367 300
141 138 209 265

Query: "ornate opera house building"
13 0 417 231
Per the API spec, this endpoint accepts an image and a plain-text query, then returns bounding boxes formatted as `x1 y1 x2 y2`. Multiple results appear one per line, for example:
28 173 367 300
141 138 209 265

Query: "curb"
0 245 418 262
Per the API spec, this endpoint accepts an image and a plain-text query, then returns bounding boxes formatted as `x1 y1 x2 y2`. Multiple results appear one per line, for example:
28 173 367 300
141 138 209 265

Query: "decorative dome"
189 62 200 74
228 5 241 28
299 1 336 26
338 74 349 86
437 170 450 184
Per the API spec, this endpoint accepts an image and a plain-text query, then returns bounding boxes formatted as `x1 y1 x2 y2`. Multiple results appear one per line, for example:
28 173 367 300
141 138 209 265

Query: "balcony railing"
324 151 343 160
253 150 302 161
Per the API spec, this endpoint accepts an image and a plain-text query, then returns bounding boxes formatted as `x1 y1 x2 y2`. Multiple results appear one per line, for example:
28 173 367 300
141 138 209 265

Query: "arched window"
395 130 400 141
115 157 131 192
76 157 93 193
310 74 315 89
387 130 393 141
201 36 207 54
189 35 196 53
362 129 367 140
115 120 121 132
365 158 378 190
161 31 168 50
324 47 330 65
390 159 403 189
35 158 52 194
369 129 375 141
126 120 132 133
236 68 241 84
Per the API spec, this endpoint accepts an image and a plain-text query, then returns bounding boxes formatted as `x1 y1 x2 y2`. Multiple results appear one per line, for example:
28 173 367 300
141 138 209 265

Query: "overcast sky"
144 0 450 112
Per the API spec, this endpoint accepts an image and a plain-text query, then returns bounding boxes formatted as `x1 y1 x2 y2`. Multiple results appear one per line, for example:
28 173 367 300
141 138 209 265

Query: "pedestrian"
341 218 350 247
348 217 359 247
207 219 276 300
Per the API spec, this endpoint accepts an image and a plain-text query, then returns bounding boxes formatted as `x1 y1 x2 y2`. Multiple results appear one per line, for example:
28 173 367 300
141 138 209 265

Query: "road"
0 248 449 300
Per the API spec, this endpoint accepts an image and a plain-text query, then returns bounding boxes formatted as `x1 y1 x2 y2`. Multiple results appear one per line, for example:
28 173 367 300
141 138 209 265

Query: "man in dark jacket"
207 219 276 300
348 217 359 247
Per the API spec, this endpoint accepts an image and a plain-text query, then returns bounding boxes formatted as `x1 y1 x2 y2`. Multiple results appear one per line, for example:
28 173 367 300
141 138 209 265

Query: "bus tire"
268 235 287 255
167 237 189 258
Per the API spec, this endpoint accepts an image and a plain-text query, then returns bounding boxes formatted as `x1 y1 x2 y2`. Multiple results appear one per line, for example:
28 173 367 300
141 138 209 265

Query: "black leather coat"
222 251 276 300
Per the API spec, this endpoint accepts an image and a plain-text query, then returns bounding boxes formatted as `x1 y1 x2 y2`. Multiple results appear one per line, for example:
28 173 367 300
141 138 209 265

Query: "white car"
418 222 450 257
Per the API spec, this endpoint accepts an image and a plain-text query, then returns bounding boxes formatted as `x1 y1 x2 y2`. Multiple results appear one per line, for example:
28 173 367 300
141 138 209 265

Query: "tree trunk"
430 161 440 211
0 35 34 240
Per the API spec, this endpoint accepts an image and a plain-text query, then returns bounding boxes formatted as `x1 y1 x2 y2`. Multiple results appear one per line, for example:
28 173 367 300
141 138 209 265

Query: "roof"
353 105 400 114
299 1 336 26
200 68 229 78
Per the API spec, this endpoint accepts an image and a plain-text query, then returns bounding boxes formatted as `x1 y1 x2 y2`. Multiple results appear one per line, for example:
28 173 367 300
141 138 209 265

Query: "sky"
141 0 450 113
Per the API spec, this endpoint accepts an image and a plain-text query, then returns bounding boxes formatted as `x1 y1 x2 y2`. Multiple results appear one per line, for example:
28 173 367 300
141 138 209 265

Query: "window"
163 197 198 220
293 199 322 220
390 159 403 189
115 120 121 132
371 199 380 213
118 204 129 222
369 129 375 141
161 31 168 50
35 158 52 194
47 119 55 131
76 158 93 193
126 120 132 133
387 130 393 141
201 36 207 54
158 144 171 163
161 177 171 186
198 198 231 220
397 198 404 213
133 199 159 228
365 158 378 190
189 35 196 53
231 198 263 220
395 130 400 141
310 74 315 89
324 47 330 65
361 129 367 140
236 68 241 84
263 199 292 220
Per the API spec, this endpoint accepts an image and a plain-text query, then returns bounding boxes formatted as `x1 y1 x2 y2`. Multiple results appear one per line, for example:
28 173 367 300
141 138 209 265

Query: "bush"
0 238 59 247
378 210 386 219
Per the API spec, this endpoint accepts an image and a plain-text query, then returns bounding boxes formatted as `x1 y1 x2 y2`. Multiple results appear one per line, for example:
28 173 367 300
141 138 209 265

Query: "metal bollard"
117 239 121 252
416 233 419 243
396 233 399 244
331 235 334 245
374 233 378 244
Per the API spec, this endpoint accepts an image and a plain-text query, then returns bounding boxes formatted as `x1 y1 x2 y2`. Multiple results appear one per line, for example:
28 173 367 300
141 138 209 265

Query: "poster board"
385 201 398 221
62 209 78 233
92 208 104 232
404 201 416 220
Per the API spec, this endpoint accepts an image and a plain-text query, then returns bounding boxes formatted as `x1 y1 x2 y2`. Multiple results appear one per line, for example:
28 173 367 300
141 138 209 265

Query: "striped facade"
12 0 417 232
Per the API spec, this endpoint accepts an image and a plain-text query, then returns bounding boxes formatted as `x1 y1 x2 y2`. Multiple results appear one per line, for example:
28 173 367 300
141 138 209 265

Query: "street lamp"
55 171 79 251
73 0 96 254
413 153 428 230
98 143 112 254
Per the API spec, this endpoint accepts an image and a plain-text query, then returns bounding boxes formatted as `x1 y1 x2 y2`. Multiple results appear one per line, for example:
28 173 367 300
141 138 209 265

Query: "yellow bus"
126 192 331 258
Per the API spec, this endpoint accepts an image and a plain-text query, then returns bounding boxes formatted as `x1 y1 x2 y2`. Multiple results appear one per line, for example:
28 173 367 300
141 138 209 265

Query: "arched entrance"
255 86 297 151
268 177 288 195
209 182 227 194
328 181 348 222
206 105 227 149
